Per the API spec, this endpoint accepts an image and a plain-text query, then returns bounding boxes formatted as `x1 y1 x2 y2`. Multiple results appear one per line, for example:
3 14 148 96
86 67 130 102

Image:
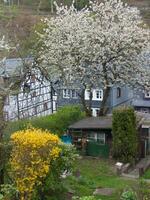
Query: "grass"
63 157 138 200
142 168 150 179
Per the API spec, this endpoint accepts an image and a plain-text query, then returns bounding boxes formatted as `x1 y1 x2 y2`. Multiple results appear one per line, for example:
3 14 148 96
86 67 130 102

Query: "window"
71 89 78 98
87 133 96 142
43 102 48 111
93 89 103 101
117 87 121 98
31 91 36 97
87 132 105 144
63 89 70 98
34 106 38 115
145 91 150 99
96 109 99 116
31 74 36 83
92 108 100 117
96 90 103 99
97 133 105 144
141 108 149 113
3 112 9 121
23 83 30 93
5 96 9 105
85 89 90 100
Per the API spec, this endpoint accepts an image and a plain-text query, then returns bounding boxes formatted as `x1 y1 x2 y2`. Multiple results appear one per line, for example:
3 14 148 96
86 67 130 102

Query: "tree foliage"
38 0 150 116
9 128 61 200
112 106 138 163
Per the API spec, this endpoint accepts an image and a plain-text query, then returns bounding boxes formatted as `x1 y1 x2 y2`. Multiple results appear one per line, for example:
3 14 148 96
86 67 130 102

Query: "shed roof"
69 112 150 130
69 116 112 129
132 100 150 108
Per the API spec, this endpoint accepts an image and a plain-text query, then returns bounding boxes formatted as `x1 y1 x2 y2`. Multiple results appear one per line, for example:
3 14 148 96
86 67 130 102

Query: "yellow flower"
10 128 61 200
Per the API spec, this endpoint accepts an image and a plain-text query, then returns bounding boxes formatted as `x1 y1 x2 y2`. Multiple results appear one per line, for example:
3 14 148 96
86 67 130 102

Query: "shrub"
120 189 137 200
0 184 18 200
35 143 79 199
9 128 61 200
139 179 150 200
112 106 138 163
4 105 85 140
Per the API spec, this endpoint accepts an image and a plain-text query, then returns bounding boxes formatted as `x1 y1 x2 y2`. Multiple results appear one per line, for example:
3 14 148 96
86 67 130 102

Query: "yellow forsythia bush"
10 128 61 200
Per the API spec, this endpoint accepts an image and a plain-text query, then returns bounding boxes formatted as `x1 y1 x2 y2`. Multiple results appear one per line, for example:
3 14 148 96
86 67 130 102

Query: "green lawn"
63 157 138 200
142 168 150 179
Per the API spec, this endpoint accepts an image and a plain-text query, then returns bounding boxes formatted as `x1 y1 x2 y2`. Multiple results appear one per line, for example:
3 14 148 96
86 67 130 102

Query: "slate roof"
0 58 33 77
69 116 112 129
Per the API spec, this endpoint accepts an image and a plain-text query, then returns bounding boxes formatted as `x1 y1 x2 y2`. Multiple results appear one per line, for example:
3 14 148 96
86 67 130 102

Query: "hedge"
3 105 85 141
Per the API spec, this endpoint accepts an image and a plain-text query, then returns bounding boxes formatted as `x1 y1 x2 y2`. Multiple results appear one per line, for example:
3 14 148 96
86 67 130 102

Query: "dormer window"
117 87 121 98
31 74 36 83
145 91 150 99
23 83 30 93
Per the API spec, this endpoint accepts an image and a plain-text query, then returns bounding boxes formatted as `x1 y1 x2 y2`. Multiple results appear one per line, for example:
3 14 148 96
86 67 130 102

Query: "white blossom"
0 36 9 51
38 0 150 115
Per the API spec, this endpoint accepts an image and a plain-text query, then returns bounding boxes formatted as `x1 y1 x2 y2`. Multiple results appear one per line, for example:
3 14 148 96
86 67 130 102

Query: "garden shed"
69 113 150 159
69 116 112 158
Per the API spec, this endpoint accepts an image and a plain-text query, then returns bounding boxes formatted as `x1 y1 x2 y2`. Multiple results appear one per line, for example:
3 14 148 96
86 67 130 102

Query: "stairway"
122 156 150 179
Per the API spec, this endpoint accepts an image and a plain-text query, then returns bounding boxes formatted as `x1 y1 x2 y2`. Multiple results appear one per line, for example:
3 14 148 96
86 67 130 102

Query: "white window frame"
87 132 105 144
93 89 103 101
92 108 100 117
95 109 99 116
87 132 97 142
84 89 91 100
97 133 105 145
117 87 121 98
63 89 70 98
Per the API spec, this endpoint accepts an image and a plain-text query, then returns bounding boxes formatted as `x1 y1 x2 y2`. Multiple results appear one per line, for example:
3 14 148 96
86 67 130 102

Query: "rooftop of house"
0 58 33 77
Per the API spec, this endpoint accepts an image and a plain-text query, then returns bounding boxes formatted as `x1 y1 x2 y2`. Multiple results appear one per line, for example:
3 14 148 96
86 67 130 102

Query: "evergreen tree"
112 106 138 163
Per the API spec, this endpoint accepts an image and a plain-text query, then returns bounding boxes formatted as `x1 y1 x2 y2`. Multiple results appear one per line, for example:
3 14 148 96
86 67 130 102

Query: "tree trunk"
37 0 42 14
50 0 54 13
88 87 93 115
99 87 111 116
0 95 6 185
79 89 92 117
0 168 4 185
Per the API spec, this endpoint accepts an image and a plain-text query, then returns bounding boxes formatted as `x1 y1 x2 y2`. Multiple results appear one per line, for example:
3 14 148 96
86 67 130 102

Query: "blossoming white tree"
39 0 150 116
